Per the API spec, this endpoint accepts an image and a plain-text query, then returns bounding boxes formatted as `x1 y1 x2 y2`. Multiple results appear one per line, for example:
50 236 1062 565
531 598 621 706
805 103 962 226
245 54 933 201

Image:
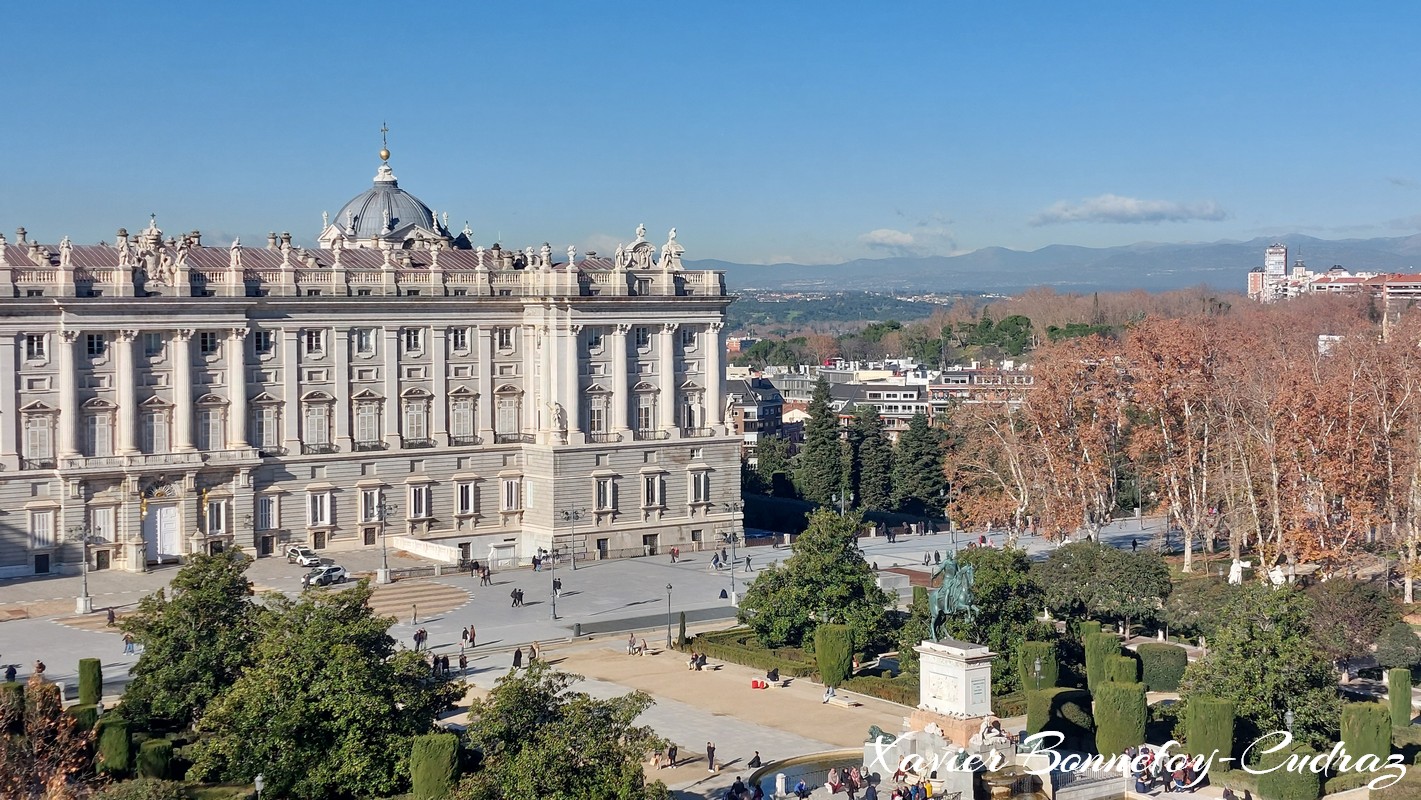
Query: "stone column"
564 321 582 440
538 323 553 440
477 325 494 439
521 325 537 436
333 327 351 451
658 323 677 433
58 330 80 457
226 328 249 448
0 334 18 466
383 327 400 447
706 322 724 428
611 324 630 433
281 329 301 450
432 326 448 445
115 330 139 454
171 329 195 451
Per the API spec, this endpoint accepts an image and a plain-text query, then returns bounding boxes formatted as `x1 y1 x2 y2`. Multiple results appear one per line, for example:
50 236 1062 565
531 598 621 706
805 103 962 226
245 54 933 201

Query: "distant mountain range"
688 233 1421 294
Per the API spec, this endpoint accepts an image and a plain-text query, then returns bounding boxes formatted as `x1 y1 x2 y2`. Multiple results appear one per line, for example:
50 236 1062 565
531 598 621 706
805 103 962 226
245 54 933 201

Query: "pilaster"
658 323 677 434
477 325 494 439
382 327 400 447
611 324 630 433
172 329 195 451
115 330 139 454
334 327 351 451
227 328 249 448
707 322 725 429
432 326 449 445
58 329 80 457
0 334 17 467
281 329 301 450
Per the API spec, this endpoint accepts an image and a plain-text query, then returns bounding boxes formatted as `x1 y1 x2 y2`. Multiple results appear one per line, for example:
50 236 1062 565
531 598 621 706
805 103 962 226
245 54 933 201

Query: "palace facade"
0 151 740 577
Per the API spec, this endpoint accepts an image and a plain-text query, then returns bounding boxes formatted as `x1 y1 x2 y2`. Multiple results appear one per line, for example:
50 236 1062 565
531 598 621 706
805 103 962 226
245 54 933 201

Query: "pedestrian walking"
670 547 678 564
923 552 930 566
122 632 135 655
530 641 540 662
3 664 14 683
706 741 716 772
510 588 519 607
106 607 116 627
934 551 941 565
458 653 467 674
512 647 523 668
553 577 562 597
441 655 450 675
412 604 418 625
711 554 721 571
667 743 678 766
1131 538 1139 552
744 555 752 572
721 547 729 563
468 625 477 647
461 627 470 645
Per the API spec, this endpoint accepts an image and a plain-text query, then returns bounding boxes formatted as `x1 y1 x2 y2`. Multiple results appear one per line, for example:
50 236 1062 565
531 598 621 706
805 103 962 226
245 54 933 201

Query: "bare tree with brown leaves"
0 672 95 800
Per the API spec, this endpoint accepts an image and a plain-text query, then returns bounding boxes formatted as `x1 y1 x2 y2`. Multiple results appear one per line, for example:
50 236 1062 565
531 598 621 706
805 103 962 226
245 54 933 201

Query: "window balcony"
586 432 623 443
258 446 288 458
681 427 715 438
402 437 436 449
450 434 483 446
633 429 669 441
494 433 535 444
21 457 56 470
301 443 340 455
352 440 389 452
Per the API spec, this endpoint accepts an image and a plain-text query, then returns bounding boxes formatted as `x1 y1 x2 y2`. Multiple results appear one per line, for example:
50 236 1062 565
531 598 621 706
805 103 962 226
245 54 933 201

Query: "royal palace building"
0 149 741 579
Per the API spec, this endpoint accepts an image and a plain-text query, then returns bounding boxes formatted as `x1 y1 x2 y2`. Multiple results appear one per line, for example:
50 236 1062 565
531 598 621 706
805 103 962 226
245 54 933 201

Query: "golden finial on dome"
380 121 390 163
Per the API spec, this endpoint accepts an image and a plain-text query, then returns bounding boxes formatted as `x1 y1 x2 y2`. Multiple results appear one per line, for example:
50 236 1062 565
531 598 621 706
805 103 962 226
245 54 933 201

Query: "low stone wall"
389 536 459 564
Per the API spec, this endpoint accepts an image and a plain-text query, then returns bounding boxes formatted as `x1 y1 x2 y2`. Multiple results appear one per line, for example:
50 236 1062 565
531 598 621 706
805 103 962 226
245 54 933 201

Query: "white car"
304 564 349 587
285 545 322 567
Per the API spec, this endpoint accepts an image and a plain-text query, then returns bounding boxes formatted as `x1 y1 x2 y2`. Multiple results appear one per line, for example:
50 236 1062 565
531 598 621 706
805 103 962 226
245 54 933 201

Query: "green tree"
815 625 854 688
893 412 945 516
753 435 794 497
1305 579 1399 662
1184 697 1235 773
1179 585 1340 750
1100 549 1172 636
850 406 894 512
187 581 462 800
797 378 844 506
120 549 263 731
937 547 1050 694
1160 577 1240 640
453 663 668 800
1095 681 1147 757
737 510 892 650
1035 542 1169 633
1375 621 1421 670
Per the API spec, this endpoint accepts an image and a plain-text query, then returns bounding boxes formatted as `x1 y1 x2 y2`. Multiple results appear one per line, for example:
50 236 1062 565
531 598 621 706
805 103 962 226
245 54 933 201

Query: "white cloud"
581 233 622 257
859 215 960 258
1029 194 1229 226
860 228 917 248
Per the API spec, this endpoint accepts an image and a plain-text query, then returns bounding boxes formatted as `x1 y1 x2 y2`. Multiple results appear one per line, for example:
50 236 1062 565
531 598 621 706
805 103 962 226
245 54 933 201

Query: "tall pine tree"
797 377 844 506
893 412 946 516
851 406 894 511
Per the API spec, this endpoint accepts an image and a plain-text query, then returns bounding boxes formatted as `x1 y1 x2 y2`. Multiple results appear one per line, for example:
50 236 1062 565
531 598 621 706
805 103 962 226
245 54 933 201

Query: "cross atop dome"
380 121 391 163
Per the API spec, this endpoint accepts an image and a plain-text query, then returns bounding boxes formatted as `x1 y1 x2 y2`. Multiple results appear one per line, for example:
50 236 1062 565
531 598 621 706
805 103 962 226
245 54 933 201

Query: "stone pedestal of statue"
907 638 997 747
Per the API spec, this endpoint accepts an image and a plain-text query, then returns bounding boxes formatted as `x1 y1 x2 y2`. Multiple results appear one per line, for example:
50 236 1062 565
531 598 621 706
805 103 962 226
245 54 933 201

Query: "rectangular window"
496 327 514 350
257 495 278 531
450 327 469 351
207 499 227 534
84 415 111 457
681 327 696 348
24 334 45 360
409 484 431 519
254 407 280 449
197 409 224 450
690 471 711 504
91 506 115 542
588 399 606 434
496 397 518 434
643 474 664 508
635 278 651 297
634 326 650 349
403 328 423 353
596 477 616 511
404 402 428 440
142 411 168 454
637 394 655 432
252 331 273 355
450 398 475 439
303 329 324 356
304 404 330 446
198 331 220 355
457 482 475 515
308 492 330 526
586 329 604 352
361 489 381 523
86 333 106 358
500 478 522 512
355 328 375 355
355 403 380 444
29 510 54 549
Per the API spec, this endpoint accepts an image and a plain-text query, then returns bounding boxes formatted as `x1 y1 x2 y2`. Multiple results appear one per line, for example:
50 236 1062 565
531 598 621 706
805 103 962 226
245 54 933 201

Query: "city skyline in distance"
3 2 1419 266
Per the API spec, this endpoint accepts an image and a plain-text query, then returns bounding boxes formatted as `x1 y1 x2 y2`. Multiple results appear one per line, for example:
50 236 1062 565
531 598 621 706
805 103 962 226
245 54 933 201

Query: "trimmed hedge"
1107 654 1139 684
90 780 188 800
78 658 103 706
0 681 23 734
1017 641 1059 691
1256 741 1320 800
1084 632 1120 694
1186 696 1236 773
995 691 1028 719
1026 687 1094 752
815 624 854 688
1095 681 1146 757
411 732 460 800
1391 668 1414 727
843 675 918 706
691 630 818 678
65 703 100 731
1137 643 1188 692
96 718 133 776
137 738 173 779
1075 620 1102 641
1341 702 1391 764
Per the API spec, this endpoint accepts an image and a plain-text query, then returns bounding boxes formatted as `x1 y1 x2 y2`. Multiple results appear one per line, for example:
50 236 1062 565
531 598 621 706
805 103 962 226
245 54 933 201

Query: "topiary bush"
1256 741 1320 800
1137 642 1188 691
1026 687 1094 752
96 718 133 776
1186 696 1236 773
78 657 103 706
1390 667 1415 728
1017 641 1059 691
137 738 173 779
1084 632 1120 693
677 611 687 649
65 703 99 731
1094 681 1146 757
1107 654 1139 684
815 624 854 688
1340 701 1391 764
0 681 23 734
411 732 460 800
1075 620 1102 641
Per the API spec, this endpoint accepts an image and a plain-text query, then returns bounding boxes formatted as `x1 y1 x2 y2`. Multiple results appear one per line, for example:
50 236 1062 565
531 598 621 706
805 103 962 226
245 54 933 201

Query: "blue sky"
3 1 1419 264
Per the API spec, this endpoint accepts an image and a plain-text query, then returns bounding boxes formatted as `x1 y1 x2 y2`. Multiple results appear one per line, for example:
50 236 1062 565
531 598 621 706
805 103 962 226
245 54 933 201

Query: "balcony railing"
403 437 436 449
352 440 389 452
682 427 715 438
301 443 340 455
258 446 288 458
633 429 670 441
449 434 483 446
586 432 623 443
21 457 56 470
494 433 536 444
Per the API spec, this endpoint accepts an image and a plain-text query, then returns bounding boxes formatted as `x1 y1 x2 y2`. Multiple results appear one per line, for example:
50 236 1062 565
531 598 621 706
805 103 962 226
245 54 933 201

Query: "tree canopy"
797 378 844 507
892 412 946 516
935 547 1051 694
1034 542 1170 632
1304 578 1398 662
849 406 893 512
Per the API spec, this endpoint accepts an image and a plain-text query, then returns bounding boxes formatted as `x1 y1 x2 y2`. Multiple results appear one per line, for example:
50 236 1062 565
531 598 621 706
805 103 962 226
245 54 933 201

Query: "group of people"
721 776 766 799
687 651 709 670
509 588 526 607
510 641 541 668
710 552 752 572
1128 746 1200 793
412 628 430 651
429 652 468 676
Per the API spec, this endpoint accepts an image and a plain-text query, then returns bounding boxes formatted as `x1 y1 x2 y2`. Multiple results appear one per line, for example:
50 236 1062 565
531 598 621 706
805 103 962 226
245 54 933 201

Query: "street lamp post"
1033 656 1043 692
832 491 854 516
68 524 94 614
1285 708 1295 735
549 542 559 620
722 502 744 601
374 499 392 585
254 774 264 800
665 583 673 649
560 508 585 570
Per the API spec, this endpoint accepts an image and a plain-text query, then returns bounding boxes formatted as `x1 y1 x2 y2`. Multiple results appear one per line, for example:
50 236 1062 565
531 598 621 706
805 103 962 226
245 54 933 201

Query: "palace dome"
331 160 436 240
